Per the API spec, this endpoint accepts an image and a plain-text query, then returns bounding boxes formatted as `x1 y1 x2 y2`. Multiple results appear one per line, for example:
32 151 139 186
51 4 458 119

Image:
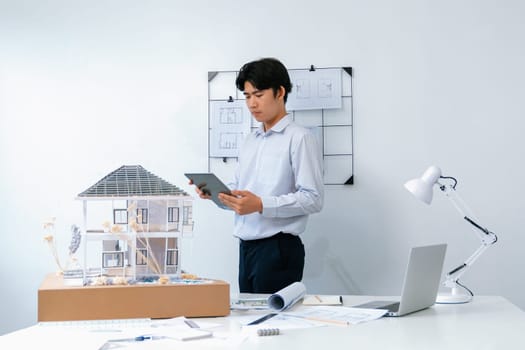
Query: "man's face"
243 81 284 126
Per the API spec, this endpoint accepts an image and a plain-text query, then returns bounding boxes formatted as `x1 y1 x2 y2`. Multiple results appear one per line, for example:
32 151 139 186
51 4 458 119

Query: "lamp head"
404 165 442 204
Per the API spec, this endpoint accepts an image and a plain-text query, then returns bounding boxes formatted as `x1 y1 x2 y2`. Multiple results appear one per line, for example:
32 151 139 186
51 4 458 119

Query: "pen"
315 295 323 303
247 313 278 325
133 336 153 341
108 335 163 342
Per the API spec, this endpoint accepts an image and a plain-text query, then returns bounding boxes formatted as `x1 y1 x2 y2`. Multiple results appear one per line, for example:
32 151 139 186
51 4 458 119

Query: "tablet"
185 173 232 209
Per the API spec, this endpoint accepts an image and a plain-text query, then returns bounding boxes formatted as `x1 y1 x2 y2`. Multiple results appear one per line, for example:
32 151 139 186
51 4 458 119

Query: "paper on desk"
303 295 343 306
230 297 270 310
268 282 307 311
150 316 220 330
97 317 217 344
283 306 388 325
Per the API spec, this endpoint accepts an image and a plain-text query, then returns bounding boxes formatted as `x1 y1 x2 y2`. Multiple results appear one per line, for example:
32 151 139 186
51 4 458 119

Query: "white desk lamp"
404 165 498 304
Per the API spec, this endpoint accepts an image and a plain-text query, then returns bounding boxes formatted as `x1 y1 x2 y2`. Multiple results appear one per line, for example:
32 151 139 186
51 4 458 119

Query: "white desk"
1 296 524 349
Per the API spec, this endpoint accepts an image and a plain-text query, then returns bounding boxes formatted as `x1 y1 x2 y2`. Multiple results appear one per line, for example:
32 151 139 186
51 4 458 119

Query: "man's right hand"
188 179 212 200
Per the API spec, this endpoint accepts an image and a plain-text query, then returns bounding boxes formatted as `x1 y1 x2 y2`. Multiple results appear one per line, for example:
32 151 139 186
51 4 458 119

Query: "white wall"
1 0 524 335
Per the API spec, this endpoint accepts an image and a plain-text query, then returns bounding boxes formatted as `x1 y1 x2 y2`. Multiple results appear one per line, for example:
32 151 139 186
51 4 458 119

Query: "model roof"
77 165 189 198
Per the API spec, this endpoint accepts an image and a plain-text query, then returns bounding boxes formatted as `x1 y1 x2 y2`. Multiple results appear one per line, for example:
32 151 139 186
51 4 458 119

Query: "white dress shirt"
228 115 324 240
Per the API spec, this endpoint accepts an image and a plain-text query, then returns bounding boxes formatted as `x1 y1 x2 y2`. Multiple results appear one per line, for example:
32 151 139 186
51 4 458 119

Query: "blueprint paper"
268 282 306 311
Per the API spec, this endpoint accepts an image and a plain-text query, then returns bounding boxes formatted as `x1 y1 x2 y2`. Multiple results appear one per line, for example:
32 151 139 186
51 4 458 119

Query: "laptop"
353 243 447 317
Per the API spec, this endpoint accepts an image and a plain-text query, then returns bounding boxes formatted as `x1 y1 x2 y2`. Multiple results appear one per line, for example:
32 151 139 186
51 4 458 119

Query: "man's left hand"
218 190 262 215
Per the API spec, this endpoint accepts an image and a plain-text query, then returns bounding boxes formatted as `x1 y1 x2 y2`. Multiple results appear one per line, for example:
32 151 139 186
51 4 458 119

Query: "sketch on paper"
318 79 333 98
219 132 243 150
210 99 251 157
295 79 311 99
219 106 244 124
287 68 342 111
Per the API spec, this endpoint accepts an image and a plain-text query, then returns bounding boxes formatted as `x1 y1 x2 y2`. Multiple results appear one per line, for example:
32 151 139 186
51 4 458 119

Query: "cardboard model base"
38 273 230 321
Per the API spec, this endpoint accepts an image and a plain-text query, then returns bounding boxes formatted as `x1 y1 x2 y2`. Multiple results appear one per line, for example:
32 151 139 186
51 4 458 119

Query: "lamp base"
436 293 472 304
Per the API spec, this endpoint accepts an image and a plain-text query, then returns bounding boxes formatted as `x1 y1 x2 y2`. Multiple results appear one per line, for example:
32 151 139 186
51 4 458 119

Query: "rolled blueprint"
268 282 307 311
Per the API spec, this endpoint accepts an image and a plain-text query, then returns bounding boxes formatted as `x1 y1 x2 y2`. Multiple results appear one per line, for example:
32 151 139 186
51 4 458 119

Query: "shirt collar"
255 114 291 136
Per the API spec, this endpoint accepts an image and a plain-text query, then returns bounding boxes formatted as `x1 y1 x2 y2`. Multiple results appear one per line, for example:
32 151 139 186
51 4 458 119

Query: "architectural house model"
38 165 229 321
75 165 193 284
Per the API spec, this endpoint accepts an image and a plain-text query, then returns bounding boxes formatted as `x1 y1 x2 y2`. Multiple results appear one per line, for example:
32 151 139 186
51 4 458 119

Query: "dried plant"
43 219 83 273
102 221 111 232
127 202 164 279
132 226 162 276
69 225 82 255
43 217 64 273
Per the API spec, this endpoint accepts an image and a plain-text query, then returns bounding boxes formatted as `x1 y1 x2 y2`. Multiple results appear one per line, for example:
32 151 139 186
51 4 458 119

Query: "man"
195 57 324 293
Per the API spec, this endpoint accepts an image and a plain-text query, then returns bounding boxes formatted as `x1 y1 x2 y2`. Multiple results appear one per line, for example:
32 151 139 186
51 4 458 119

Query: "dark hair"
235 57 292 103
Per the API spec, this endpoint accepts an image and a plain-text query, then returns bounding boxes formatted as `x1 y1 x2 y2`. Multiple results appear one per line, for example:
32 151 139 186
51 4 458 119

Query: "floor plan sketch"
209 99 251 157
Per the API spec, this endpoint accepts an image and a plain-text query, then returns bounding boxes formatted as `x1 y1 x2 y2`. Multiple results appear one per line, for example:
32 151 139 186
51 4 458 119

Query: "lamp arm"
438 182 498 289
443 239 494 288
439 183 497 242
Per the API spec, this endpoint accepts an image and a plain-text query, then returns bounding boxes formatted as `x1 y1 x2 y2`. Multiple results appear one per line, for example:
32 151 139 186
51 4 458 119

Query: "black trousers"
238 232 305 294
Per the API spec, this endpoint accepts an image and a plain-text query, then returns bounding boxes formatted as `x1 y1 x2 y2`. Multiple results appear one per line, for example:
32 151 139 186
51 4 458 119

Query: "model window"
136 248 148 265
168 207 179 223
136 208 148 224
113 209 128 224
183 206 192 224
166 249 178 266
102 252 124 268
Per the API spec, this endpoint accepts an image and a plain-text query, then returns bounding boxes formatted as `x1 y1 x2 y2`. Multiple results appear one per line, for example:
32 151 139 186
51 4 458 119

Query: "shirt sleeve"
260 131 324 218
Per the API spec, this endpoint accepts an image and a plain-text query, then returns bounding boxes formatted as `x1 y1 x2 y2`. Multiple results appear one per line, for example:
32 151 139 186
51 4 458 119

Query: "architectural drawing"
219 131 244 150
295 79 311 99
318 79 333 98
209 99 251 157
287 68 342 110
219 106 244 124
